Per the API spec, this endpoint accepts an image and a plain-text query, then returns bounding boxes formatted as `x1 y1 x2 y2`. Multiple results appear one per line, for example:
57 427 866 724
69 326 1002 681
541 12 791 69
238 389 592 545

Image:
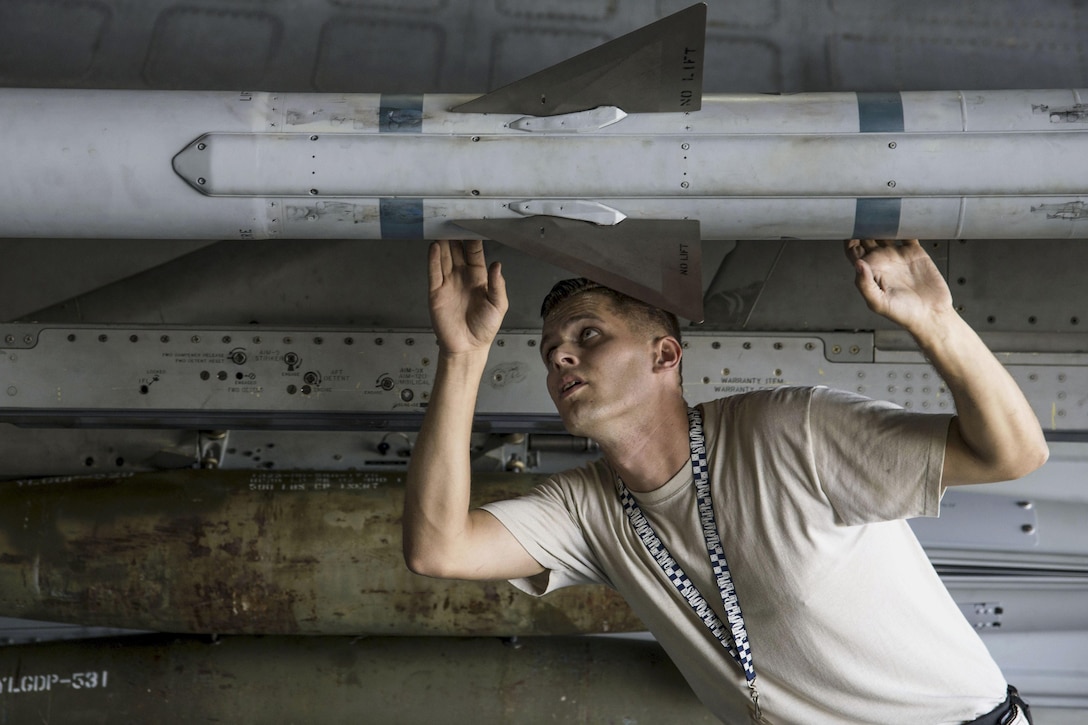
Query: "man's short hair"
540 278 682 344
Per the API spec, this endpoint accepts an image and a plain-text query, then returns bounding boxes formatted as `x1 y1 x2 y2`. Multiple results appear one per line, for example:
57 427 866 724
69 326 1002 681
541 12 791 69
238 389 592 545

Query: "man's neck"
597 398 691 494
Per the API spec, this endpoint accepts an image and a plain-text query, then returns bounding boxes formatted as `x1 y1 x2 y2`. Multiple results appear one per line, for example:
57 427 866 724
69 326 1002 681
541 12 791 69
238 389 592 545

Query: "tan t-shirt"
481 386 1008 724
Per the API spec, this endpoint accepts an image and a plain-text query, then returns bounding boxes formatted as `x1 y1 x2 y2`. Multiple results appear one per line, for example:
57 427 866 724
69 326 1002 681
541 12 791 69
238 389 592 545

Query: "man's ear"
653 336 683 374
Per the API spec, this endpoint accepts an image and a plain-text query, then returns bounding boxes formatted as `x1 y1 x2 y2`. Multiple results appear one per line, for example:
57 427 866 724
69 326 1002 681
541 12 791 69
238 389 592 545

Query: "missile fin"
455 217 704 322
451 3 706 116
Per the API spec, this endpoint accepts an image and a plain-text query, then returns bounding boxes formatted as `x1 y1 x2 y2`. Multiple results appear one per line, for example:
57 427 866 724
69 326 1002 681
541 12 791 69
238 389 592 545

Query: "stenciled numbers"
0 670 109 694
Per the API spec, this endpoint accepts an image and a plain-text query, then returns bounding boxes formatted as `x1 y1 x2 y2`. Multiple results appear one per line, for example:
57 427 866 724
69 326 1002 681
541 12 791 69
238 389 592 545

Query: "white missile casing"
1 88 1087 242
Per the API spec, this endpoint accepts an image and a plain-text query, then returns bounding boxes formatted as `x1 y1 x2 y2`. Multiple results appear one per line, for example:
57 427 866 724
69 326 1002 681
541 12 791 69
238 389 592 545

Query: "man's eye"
580 328 600 341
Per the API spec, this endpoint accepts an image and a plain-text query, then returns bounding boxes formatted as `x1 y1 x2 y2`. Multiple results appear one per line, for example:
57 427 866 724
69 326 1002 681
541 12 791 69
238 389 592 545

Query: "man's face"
539 293 660 437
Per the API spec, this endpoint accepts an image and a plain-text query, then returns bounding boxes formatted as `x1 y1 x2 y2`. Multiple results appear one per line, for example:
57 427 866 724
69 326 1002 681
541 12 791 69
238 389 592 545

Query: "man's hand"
845 238 953 334
429 240 508 356
845 238 1048 486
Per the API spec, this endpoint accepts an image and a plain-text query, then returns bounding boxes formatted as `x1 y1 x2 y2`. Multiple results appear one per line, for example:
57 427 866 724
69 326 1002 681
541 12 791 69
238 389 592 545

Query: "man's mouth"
559 378 585 397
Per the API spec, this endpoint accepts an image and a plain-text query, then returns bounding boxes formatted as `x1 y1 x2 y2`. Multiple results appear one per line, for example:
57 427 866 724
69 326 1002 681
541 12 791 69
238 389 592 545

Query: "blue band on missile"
380 198 425 239
857 92 904 133
853 198 902 239
379 95 424 132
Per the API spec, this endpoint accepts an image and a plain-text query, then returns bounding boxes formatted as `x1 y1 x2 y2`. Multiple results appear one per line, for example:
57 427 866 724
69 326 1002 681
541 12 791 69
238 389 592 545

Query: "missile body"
0 470 641 636
0 634 718 724
1 88 1086 242
2 469 1086 636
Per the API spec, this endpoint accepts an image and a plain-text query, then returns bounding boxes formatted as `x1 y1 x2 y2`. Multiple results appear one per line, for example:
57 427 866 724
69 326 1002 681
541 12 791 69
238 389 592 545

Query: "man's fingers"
430 240 457 290
463 239 487 267
853 256 884 306
428 241 446 293
845 239 864 261
449 239 466 267
487 261 508 309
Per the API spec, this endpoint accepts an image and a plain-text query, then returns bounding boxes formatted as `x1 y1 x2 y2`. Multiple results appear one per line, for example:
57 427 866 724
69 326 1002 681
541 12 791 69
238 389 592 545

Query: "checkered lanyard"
616 407 762 719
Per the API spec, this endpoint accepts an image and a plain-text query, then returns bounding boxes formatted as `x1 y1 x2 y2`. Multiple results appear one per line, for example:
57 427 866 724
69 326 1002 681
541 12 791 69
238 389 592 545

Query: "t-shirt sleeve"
479 474 610 596
807 386 952 525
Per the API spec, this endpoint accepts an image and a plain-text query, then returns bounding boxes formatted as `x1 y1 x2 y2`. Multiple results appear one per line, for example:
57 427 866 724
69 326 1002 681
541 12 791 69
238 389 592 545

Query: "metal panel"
2 325 1087 434
909 490 1038 552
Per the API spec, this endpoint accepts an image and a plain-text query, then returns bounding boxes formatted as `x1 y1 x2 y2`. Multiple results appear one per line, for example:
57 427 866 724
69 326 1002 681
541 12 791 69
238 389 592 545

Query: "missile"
1 3 1086 319
0 470 642 636
0 633 718 724
2 469 1086 637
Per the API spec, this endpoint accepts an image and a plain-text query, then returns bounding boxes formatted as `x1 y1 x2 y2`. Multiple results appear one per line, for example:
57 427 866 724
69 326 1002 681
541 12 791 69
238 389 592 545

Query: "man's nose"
552 345 578 368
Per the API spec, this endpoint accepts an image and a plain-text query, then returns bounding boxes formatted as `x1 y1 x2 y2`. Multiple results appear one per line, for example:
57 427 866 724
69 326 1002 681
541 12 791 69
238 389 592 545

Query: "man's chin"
557 406 597 439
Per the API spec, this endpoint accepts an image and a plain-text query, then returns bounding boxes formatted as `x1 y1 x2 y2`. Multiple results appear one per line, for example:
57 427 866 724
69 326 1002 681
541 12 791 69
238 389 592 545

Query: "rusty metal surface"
0 634 717 724
0 471 642 636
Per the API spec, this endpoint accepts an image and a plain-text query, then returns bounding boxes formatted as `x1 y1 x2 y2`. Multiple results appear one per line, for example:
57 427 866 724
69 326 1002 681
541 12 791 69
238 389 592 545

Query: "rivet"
1021 524 1035 534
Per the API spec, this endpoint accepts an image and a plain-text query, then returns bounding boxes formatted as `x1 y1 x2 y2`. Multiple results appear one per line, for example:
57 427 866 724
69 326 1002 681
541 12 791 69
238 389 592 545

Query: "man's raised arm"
403 240 545 580
846 239 1049 487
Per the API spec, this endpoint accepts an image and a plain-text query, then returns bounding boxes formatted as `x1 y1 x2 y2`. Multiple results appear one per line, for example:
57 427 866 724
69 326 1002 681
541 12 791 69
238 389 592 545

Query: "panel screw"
888 142 897 149
198 143 207 150
681 181 690 189
887 180 896 187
